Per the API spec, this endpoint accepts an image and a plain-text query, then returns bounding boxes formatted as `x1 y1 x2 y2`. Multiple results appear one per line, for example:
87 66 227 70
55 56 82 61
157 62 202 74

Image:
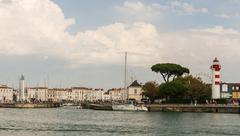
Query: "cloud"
191 26 240 35
117 0 208 22
215 13 240 19
0 0 240 79
117 1 161 22
0 0 75 56
169 1 208 14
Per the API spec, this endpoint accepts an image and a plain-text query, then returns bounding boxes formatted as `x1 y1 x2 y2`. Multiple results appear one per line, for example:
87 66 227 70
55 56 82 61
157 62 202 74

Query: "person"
194 100 197 106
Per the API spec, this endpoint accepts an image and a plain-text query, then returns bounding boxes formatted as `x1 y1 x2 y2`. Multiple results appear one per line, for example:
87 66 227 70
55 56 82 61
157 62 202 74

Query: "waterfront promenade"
148 104 240 113
89 103 240 113
0 103 61 108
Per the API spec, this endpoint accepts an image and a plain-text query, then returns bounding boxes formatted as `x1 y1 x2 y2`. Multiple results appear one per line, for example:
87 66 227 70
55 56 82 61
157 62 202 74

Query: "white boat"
112 104 148 112
62 103 74 106
76 105 82 109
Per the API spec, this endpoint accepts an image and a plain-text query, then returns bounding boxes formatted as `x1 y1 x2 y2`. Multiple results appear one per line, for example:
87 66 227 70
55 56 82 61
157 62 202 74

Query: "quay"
0 103 61 108
88 103 240 114
89 104 112 110
148 104 240 113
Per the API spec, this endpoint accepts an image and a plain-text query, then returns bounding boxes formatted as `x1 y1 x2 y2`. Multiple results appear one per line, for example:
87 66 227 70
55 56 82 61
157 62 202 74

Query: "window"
134 89 137 94
222 84 228 92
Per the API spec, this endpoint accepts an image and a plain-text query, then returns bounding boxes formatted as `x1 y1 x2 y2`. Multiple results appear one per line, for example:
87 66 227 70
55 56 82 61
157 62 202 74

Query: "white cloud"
215 13 240 19
0 0 240 77
169 1 208 14
191 26 240 35
117 0 208 22
117 1 161 22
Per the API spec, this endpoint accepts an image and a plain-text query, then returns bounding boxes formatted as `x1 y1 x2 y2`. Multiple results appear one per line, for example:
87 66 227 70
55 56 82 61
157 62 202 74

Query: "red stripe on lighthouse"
215 75 220 78
215 81 220 85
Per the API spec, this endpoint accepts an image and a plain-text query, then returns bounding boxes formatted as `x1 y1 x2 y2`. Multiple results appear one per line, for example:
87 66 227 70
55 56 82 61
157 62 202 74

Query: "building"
47 89 56 101
128 80 143 101
108 88 126 101
27 87 48 102
210 58 221 99
92 88 104 101
220 83 240 99
71 87 92 102
0 85 14 103
102 92 110 101
19 74 26 101
52 88 68 102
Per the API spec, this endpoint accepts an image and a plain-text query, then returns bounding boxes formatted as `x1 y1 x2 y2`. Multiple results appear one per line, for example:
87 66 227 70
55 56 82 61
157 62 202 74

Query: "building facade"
27 87 48 102
0 85 13 103
128 80 143 101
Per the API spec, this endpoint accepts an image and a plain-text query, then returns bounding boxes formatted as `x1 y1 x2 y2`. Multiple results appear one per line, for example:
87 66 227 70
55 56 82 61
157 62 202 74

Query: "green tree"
176 76 211 100
142 81 159 103
159 80 189 100
151 63 190 82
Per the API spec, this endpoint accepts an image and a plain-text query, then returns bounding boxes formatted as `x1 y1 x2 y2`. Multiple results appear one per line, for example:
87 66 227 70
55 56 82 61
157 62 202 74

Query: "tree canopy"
151 63 190 82
176 76 211 100
142 81 159 103
159 80 189 99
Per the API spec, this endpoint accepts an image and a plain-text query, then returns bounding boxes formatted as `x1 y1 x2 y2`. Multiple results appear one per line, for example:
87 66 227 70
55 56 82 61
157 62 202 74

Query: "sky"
0 0 240 89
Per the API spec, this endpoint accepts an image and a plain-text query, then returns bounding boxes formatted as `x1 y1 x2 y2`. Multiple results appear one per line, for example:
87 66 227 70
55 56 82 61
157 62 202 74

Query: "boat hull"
112 104 148 111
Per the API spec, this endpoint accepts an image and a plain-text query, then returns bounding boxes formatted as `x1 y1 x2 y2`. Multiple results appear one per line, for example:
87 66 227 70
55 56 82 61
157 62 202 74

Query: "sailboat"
111 52 148 112
112 102 148 111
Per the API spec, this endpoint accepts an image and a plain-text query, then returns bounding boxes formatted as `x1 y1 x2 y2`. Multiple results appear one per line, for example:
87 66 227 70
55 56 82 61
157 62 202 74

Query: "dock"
89 104 113 110
148 104 240 113
0 103 61 108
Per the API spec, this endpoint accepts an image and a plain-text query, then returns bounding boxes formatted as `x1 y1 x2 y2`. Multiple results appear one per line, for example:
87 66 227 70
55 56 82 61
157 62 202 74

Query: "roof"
129 80 141 87
20 74 25 80
213 57 219 62
0 85 12 89
27 87 48 89
221 82 240 86
71 87 90 90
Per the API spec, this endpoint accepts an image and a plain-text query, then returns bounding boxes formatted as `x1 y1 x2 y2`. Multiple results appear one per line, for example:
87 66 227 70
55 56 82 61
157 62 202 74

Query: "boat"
62 103 74 106
112 103 148 111
76 105 82 109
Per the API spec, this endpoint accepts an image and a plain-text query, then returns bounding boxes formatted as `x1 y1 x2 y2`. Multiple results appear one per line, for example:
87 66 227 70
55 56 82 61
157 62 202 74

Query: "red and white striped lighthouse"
210 57 221 99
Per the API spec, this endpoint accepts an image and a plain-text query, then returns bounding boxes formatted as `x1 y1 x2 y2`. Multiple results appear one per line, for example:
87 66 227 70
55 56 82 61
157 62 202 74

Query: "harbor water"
0 108 239 136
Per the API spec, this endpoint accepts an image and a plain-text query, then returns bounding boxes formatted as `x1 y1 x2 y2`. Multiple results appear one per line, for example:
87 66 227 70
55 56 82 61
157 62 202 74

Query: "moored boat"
112 104 148 111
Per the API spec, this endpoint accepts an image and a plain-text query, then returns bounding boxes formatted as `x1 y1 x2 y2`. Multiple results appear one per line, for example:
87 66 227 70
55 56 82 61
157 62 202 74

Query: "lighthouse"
19 74 25 101
210 57 221 99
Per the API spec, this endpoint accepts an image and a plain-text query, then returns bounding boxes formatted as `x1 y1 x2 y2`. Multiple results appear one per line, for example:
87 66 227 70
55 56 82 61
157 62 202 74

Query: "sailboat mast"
124 52 128 100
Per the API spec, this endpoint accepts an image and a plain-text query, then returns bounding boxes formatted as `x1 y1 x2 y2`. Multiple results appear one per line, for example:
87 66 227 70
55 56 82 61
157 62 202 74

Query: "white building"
0 85 13 103
93 89 104 101
71 87 87 102
102 92 111 101
128 80 143 102
27 87 48 102
108 88 127 101
53 88 68 102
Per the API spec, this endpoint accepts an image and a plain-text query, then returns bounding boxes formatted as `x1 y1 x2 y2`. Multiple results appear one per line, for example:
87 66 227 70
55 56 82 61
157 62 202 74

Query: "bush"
215 99 228 104
162 98 191 104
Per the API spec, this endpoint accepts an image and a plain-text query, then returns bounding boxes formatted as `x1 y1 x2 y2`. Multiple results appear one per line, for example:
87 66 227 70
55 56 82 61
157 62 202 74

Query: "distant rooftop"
213 57 219 62
129 80 141 87
20 74 25 80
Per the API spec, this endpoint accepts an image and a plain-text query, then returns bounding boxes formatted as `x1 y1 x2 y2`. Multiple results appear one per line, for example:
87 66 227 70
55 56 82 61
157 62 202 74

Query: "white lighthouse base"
212 85 220 99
